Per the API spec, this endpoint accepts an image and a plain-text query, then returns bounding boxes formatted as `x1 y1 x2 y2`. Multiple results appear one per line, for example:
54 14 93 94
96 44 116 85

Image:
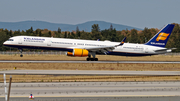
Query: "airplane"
3 24 175 61
29 94 34 100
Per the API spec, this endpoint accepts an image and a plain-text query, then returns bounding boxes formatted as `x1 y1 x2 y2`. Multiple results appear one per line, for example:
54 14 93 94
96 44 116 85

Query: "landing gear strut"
19 49 23 57
86 52 98 61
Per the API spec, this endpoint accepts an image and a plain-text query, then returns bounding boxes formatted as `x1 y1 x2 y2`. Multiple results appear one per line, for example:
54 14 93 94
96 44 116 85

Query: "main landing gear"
86 58 98 61
86 52 98 61
19 49 23 57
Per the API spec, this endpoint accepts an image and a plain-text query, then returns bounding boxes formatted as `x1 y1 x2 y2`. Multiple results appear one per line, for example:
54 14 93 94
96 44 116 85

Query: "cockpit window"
7 39 14 41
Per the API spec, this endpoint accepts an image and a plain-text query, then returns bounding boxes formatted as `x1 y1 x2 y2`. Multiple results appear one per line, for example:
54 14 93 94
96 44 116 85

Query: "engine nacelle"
67 49 89 57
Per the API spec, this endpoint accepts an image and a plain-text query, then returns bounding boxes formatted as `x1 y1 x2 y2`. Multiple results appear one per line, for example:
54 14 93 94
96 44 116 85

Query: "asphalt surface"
0 96 180 101
1 60 180 63
1 60 180 100
0 82 180 99
0 70 180 76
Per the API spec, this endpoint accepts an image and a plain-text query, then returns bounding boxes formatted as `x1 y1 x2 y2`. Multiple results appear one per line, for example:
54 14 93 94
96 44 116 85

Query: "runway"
1 70 180 76
1 96 180 101
0 82 180 98
1 60 180 63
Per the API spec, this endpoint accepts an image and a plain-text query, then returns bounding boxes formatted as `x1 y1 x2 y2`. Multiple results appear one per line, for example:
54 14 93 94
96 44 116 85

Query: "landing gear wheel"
91 58 95 61
86 58 90 61
86 58 98 61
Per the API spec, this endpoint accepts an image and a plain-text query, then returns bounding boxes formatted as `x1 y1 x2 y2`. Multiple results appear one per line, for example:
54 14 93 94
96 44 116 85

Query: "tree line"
0 23 180 52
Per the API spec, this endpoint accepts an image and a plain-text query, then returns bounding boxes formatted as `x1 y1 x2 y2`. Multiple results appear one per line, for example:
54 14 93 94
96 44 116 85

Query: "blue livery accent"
107 51 154 56
145 24 175 47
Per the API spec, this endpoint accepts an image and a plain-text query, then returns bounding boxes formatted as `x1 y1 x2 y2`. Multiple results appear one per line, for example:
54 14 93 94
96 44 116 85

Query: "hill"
0 21 142 32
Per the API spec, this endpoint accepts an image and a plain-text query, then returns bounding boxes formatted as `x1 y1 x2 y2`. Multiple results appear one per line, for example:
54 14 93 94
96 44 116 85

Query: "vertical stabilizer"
145 24 175 47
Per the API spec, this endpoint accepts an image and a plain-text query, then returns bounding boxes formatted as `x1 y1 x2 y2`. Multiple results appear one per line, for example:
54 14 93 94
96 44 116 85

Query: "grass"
0 62 180 71
0 75 180 82
0 54 180 61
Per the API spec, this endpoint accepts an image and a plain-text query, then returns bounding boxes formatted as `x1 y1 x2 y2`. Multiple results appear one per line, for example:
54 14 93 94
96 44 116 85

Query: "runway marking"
1 70 180 76
0 95 179 98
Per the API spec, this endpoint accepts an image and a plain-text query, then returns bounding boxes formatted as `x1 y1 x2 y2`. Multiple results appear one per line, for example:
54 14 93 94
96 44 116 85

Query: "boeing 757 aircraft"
3 24 175 61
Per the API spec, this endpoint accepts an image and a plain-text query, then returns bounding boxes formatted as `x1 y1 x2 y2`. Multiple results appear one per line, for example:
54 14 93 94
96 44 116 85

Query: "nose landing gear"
19 49 23 57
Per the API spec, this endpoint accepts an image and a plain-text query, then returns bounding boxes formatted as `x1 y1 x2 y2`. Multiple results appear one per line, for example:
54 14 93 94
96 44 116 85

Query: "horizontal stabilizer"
154 48 176 52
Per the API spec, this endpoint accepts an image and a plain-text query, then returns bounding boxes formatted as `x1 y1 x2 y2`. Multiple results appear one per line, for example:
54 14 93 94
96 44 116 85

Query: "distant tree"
91 24 100 32
14 30 20 36
69 32 75 38
48 31 51 37
76 26 81 37
130 29 139 43
9 30 12 37
91 24 102 40
26 27 34 35
80 31 92 40
0 31 10 51
21 30 26 35
76 26 80 33
68 32 70 38
109 24 113 31
30 27 33 33
18 29 20 33
167 24 180 52
64 31 67 38
143 27 152 42
36 29 38 34
39 31 42 36
58 27 61 33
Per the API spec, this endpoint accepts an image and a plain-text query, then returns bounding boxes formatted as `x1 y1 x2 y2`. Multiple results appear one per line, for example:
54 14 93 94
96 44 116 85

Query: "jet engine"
67 49 89 57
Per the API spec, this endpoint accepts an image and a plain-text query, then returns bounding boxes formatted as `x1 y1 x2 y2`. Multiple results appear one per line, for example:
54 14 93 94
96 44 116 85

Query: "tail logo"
156 33 169 41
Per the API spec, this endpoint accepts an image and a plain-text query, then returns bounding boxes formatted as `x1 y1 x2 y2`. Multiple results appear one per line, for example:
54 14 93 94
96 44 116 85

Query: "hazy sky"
0 0 180 29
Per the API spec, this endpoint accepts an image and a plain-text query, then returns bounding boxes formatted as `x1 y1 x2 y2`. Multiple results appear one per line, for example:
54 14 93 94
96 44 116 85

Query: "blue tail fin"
145 24 175 47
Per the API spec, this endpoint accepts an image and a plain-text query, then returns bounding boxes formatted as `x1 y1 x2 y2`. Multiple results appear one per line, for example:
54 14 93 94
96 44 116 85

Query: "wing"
85 37 126 54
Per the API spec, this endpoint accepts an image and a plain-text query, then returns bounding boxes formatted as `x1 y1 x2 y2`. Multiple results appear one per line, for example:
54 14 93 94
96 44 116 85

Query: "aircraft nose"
3 41 7 45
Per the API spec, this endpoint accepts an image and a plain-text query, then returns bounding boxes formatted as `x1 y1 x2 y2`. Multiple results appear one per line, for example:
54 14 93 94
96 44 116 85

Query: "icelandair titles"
151 42 165 45
24 37 45 43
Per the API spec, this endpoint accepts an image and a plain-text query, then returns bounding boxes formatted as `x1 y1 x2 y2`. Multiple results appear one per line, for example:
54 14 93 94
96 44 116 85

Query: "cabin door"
18 37 22 44
144 47 148 53
47 39 51 46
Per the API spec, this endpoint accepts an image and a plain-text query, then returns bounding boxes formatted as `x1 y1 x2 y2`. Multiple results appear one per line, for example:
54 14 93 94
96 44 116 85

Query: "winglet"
116 37 126 46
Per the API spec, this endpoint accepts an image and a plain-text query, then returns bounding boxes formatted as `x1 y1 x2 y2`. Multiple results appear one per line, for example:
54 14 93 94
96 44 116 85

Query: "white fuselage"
3 36 169 56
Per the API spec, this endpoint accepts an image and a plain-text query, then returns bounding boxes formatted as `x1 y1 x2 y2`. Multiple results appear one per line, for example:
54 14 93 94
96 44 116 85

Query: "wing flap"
85 37 126 54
